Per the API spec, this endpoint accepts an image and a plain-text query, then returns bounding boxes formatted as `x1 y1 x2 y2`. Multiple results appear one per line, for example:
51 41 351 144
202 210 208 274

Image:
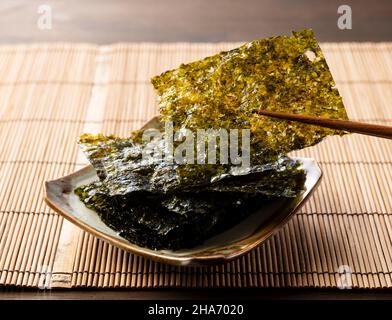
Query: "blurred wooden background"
0 0 391 43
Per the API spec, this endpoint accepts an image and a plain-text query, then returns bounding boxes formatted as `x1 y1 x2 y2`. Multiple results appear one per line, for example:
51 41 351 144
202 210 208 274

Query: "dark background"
0 0 391 43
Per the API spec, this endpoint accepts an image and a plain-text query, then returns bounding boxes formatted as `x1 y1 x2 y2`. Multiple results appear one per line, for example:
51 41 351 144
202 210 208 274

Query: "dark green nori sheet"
151 29 348 165
78 132 305 197
75 182 276 250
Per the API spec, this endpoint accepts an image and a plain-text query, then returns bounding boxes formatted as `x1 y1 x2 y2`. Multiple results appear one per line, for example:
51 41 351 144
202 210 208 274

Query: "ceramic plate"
45 158 321 266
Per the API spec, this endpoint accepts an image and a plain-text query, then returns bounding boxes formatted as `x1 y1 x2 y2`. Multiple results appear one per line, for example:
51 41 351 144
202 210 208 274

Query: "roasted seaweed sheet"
78 132 306 197
74 29 348 250
152 29 348 165
75 183 277 250
75 134 306 249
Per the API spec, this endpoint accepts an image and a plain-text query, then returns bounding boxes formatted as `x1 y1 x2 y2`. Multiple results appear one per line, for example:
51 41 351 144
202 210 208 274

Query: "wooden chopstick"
257 110 392 140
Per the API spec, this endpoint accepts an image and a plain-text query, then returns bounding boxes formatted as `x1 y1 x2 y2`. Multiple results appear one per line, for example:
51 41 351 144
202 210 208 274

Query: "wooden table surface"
0 0 391 43
0 0 391 300
2 288 392 300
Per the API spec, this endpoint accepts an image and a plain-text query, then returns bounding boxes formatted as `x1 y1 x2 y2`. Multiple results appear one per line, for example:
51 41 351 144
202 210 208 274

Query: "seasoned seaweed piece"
151 29 348 165
75 182 273 250
78 133 306 197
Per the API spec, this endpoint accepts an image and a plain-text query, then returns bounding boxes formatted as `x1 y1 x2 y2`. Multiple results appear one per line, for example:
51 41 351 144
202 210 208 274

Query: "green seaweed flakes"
151 29 348 164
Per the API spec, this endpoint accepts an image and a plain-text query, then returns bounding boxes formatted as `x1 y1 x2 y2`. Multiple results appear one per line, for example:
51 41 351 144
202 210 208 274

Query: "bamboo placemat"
0 42 391 289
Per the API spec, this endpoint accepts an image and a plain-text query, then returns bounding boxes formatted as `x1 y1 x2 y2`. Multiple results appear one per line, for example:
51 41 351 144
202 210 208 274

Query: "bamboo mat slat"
0 42 391 289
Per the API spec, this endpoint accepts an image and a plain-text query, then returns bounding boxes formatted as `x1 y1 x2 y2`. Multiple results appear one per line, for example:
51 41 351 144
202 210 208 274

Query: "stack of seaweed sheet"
75 29 348 250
